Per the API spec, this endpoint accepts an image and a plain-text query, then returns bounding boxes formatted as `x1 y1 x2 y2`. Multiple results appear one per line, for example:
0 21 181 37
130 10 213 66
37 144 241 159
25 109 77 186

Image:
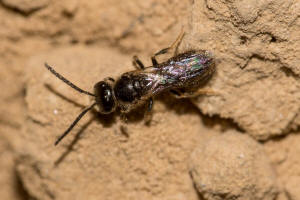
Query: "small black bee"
45 32 215 145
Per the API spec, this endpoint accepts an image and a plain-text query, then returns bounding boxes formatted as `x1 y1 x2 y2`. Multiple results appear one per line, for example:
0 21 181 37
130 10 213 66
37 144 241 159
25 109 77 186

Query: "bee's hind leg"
151 29 185 67
132 55 145 70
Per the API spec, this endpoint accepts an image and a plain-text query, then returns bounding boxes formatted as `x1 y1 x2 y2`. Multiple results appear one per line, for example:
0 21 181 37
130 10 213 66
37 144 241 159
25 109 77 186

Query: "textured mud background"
1 0 300 200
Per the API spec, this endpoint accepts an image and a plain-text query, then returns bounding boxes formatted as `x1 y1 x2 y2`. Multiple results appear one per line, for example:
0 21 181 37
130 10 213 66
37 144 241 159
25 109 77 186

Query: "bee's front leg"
132 55 145 70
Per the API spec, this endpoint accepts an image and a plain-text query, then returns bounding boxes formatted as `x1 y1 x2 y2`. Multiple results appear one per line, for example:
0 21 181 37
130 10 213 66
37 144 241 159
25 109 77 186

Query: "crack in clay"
0 1 45 16
191 100 246 133
14 170 35 200
189 171 205 200
280 66 300 79
281 112 300 136
240 53 279 69
255 31 287 43
118 14 145 40
0 118 21 129
27 116 50 126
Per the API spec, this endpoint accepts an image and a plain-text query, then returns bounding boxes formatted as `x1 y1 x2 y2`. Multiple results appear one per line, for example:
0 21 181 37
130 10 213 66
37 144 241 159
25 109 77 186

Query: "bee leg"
151 47 170 66
132 55 145 70
120 125 129 138
144 98 153 124
170 89 182 97
151 56 159 66
170 88 218 98
148 97 153 111
120 112 128 123
151 30 185 67
104 77 115 82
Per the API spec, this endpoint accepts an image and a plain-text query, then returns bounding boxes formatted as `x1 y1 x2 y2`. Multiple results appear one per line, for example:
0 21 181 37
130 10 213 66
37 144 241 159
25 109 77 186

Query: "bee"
45 32 215 145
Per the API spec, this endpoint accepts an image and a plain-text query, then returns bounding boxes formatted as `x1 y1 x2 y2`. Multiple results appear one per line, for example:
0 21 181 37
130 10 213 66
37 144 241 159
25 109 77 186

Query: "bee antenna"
44 63 96 97
54 102 97 146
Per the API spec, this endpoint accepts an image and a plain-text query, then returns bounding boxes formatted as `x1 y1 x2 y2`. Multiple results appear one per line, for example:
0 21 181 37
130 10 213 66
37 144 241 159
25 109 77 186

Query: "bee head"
94 81 116 114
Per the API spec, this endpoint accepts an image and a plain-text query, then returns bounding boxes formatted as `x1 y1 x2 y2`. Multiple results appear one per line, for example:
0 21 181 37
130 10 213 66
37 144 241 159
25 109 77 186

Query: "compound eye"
94 81 116 114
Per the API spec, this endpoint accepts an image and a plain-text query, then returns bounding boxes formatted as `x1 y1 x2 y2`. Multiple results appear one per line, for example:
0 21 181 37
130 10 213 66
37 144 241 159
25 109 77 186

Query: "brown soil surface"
0 0 299 200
